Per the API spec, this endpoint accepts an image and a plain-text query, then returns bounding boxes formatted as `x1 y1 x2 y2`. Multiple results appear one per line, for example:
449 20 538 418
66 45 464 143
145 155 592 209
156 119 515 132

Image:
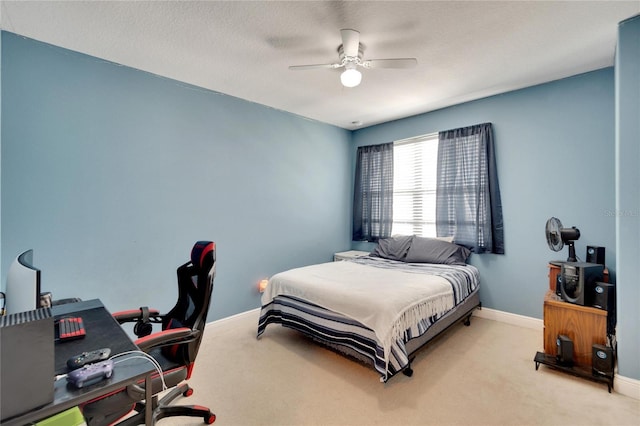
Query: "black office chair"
81 241 217 425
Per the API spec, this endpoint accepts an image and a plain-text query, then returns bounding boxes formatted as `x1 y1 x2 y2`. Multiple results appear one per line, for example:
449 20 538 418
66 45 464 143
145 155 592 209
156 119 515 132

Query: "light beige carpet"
160 310 639 426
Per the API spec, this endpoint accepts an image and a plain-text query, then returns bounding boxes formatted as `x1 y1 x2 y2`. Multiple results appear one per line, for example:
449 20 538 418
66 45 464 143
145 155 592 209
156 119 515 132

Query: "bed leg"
463 303 481 326
463 315 472 326
403 357 415 377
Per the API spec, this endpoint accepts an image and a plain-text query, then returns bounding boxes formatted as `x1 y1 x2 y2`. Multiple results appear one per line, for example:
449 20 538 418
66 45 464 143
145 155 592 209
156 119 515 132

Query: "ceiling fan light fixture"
340 65 362 88
289 29 417 88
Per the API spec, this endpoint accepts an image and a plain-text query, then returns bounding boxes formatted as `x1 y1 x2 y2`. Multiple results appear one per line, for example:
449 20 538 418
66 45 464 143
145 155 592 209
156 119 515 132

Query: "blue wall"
1 32 352 321
615 15 640 380
352 69 617 321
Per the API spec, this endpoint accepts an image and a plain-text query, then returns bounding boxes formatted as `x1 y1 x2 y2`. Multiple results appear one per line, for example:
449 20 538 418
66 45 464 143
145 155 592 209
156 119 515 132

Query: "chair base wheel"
205 412 216 424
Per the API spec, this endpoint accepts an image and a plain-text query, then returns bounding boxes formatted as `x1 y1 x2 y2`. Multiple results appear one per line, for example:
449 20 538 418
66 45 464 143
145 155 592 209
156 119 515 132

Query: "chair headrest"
191 241 215 272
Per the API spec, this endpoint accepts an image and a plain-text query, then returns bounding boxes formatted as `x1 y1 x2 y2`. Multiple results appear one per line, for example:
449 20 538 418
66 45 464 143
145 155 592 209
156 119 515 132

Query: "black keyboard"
57 317 86 341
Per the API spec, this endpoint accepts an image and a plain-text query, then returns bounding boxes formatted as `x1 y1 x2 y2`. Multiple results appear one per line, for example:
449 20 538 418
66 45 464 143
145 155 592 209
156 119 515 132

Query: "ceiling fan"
289 29 418 88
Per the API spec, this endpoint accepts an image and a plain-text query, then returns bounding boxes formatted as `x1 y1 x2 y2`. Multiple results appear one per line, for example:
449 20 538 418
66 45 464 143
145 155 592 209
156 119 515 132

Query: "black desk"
2 299 154 426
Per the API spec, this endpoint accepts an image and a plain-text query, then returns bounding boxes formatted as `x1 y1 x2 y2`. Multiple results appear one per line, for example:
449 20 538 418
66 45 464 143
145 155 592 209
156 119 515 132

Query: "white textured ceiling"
1 1 638 130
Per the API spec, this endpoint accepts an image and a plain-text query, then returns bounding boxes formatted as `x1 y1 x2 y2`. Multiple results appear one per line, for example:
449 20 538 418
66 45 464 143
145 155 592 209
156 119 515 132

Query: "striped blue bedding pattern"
257 258 479 380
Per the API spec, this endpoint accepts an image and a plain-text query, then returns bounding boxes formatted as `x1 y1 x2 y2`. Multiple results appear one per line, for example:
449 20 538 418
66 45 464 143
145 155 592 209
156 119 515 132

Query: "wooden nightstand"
333 250 370 261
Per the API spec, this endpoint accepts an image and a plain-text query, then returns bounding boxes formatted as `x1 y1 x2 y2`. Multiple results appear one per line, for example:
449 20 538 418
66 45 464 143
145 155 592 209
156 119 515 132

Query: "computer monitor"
5 249 41 315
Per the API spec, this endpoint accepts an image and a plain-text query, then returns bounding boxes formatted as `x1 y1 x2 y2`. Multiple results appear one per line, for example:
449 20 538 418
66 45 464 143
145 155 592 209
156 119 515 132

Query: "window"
392 133 439 237
352 123 503 253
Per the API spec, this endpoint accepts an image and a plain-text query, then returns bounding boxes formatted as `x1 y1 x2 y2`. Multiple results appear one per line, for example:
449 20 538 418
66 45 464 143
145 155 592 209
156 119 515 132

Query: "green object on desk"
36 407 86 426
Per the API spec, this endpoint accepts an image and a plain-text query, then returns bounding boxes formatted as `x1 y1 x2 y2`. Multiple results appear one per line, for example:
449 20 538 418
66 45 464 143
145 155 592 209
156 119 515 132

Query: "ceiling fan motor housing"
338 44 364 64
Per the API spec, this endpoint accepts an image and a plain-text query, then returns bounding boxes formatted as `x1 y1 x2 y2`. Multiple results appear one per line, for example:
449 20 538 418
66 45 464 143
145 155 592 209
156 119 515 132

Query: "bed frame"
277 288 481 382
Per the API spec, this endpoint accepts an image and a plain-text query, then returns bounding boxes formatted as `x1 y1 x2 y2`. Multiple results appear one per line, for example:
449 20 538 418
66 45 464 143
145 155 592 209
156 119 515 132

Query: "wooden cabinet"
536 263 614 391
543 290 607 366
548 262 561 291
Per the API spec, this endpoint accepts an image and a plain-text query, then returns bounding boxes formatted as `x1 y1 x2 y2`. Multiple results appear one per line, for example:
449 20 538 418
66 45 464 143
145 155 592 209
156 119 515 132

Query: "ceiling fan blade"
288 63 342 71
362 58 418 69
340 29 360 57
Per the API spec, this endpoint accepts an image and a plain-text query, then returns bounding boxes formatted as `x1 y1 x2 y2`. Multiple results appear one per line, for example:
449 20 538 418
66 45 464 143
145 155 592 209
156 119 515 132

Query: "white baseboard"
473 307 640 400
206 307 260 329
472 306 543 331
614 373 640 400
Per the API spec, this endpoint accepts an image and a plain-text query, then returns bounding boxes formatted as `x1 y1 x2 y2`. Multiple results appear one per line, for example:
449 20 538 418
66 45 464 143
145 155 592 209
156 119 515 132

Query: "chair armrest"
134 327 197 352
112 308 161 324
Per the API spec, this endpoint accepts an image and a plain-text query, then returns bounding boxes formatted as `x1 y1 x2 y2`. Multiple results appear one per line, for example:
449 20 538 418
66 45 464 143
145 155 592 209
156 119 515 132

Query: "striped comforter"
257 256 479 381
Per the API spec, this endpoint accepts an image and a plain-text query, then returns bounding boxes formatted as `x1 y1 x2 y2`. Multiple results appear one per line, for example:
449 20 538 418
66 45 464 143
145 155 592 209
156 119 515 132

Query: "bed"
257 235 481 382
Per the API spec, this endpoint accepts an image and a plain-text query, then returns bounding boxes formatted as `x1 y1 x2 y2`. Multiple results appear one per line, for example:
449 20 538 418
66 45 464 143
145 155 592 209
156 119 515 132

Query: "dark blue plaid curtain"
352 143 394 242
436 123 504 254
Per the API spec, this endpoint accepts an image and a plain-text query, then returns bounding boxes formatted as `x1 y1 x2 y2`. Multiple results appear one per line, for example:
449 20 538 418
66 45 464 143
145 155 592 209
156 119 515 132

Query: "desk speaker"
556 334 573 366
592 344 614 376
555 273 562 297
588 282 615 311
586 281 616 335
586 246 605 265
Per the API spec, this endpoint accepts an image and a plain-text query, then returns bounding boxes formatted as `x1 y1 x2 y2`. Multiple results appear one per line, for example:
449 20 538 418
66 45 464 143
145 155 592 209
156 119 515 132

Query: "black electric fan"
545 217 580 262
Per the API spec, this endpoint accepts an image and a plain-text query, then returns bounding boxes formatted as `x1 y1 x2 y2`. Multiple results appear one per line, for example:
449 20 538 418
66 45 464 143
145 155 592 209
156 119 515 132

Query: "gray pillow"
404 236 471 265
370 235 413 261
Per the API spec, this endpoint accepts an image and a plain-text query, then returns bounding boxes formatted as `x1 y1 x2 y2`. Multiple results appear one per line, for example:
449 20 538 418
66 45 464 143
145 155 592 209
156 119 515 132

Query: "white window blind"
392 133 439 237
